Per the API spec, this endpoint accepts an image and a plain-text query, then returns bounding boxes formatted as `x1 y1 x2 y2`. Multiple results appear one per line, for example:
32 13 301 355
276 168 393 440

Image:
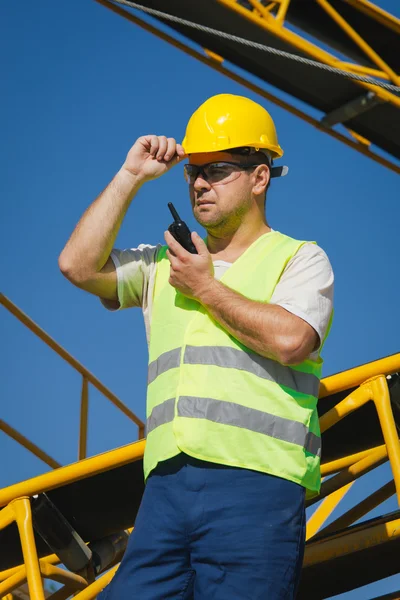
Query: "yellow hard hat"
182 93 283 159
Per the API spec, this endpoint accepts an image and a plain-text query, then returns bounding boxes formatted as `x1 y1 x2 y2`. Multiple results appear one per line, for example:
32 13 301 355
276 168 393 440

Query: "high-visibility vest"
145 231 325 492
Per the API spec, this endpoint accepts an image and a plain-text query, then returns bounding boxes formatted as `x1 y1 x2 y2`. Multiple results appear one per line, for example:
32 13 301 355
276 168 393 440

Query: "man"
59 93 333 599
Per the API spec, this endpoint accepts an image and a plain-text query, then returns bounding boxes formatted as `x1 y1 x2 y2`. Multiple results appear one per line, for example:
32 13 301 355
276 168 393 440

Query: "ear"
252 165 270 198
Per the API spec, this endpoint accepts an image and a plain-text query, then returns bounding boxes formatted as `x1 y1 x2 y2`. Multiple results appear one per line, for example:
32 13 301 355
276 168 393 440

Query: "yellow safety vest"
145 231 325 492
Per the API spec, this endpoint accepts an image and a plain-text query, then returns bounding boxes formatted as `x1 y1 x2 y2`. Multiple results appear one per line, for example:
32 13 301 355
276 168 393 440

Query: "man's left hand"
164 230 214 301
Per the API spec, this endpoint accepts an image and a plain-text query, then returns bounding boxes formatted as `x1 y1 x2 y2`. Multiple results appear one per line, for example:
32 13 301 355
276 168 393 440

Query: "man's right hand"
122 135 187 183
59 135 186 305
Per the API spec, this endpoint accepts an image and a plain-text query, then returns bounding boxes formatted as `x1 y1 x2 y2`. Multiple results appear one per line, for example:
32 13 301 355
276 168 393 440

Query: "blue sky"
1 0 399 597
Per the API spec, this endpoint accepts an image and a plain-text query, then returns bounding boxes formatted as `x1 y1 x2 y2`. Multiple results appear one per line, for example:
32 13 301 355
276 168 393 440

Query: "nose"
193 171 211 192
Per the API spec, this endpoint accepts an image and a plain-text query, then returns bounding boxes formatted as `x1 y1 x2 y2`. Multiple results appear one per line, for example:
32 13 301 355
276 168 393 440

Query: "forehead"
188 151 238 165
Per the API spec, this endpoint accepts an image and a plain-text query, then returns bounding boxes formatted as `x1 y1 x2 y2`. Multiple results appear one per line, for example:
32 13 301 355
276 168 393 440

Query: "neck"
206 219 271 260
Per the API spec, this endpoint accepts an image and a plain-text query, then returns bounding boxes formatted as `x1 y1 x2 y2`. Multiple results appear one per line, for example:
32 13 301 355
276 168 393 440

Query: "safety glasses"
183 161 260 185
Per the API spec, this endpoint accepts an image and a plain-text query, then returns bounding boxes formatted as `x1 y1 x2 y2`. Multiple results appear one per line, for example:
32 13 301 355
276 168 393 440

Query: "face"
185 151 269 234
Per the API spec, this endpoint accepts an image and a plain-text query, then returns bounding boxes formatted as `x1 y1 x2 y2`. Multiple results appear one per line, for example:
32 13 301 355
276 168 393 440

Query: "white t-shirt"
102 233 334 360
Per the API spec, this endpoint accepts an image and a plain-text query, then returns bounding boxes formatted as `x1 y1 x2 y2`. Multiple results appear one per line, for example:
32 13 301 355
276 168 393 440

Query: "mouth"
196 200 214 207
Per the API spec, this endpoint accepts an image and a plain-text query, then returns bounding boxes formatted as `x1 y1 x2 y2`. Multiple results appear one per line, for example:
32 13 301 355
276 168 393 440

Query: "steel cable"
108 0 400 94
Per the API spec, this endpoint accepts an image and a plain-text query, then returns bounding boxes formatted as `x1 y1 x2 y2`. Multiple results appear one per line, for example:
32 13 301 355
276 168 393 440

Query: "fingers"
176 143 187 158
166 249 179 270
165 230 187 258
156 136 168 161
147 135 159 157
191 231 207 255
140 136 187 163
161 138 187 163
164 138 176 161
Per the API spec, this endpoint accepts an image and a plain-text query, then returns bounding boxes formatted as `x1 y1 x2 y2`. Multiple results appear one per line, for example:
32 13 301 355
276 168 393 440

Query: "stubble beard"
194 201 249 237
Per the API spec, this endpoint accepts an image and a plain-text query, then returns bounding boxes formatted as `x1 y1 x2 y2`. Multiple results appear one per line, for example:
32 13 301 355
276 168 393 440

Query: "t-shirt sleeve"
100 243 161 311
270 242 334 350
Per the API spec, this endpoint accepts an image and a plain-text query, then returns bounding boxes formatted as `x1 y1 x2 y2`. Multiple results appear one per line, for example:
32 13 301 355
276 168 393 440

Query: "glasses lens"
204 163 239 183
183 162 256 185
183 164 200 183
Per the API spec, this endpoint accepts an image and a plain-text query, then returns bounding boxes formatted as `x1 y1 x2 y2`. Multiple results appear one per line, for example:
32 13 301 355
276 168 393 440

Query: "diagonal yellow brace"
342 0 400 36
72 564 119 600
0 505 15 531
40 562 88 590
216 0 400 107
0 566 27 597
321 445 385 477
320 479 395 537
319 384 371 434
308 445 388 507
306 482 354 540
275 0 291 25
0 553 60 582
315 0 400 85
247 0 276 22
348 128 371 147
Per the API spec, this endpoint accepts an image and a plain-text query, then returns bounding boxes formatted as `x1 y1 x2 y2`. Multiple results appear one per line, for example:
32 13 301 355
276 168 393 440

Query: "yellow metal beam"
339 61 390 80
319 384 371 434
347 128 371 147
342 0 400 36
320 353 400 398
0 505 16 531
308 445 388 507
306 482 353 540
319 479 395 536
370 376 400 503
304 515 400 567
203 48 224 63
0 419 61 469
218 0 341 63
94 0 400 176
0 567 26 597
247 0 275 22
317 374 400 507
0 439 145 508
12 498 46 600
0 293 145 436
321 445 385 477
216 0 400 108
275 0 291 25
40 562 87 590
263 2 278 14
72 564 119 600
0 554 60 582
315 0 400 85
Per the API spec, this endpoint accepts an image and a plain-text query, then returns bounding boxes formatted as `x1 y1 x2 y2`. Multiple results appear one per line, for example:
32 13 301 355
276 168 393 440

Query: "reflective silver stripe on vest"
147 398 175 434
178 396 321 457
148 348 181 384
184 345 319 397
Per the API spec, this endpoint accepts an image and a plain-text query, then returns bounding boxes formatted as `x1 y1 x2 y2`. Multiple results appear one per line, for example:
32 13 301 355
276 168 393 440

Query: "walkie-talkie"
167 202 198 254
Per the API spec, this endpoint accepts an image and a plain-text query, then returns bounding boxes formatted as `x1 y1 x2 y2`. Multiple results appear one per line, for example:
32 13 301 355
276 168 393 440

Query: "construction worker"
59 94 333 599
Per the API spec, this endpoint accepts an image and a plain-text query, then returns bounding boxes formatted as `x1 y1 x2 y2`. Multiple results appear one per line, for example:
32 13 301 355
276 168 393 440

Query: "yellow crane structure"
96 0 400 175
0 0 399 597
1 295 400 599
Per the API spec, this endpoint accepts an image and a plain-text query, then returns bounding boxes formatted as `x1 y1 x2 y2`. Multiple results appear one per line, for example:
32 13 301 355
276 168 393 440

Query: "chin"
196 206 219 220
197 217 226 232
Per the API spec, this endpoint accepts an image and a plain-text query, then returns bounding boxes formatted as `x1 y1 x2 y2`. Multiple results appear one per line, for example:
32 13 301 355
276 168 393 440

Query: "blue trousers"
99 453 306 599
